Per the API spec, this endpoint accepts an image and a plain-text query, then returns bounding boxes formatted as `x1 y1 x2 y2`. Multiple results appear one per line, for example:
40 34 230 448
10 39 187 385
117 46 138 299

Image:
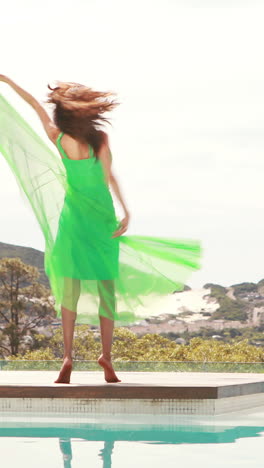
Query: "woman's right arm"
98 134 130 237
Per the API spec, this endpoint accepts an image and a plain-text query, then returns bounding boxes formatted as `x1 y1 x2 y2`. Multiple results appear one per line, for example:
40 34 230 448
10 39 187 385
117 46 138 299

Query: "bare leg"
98 316 121 383
54 306 76 383
97 280 121 383
55 278 80 384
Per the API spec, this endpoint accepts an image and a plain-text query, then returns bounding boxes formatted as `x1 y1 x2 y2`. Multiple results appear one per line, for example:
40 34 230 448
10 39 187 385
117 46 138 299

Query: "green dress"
52 132 120 280
0 94 202 324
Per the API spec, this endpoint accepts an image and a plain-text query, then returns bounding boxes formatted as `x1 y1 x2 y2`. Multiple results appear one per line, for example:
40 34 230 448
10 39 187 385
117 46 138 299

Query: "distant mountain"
0 241 49 288
129 280 264 341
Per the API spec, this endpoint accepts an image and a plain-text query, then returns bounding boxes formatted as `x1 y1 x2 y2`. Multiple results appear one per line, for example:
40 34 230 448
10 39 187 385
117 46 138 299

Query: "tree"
0 257 55 356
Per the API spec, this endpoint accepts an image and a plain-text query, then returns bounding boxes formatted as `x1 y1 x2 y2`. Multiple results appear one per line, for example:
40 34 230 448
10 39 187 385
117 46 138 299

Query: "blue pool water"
1 411 264 467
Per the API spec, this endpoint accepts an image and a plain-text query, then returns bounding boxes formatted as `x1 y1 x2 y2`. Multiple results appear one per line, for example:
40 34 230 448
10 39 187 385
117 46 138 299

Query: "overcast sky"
1 0 264 288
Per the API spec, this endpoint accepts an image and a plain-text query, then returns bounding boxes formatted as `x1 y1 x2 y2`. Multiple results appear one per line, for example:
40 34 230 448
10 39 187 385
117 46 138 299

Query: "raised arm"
0 75 59 143
98 133 130 237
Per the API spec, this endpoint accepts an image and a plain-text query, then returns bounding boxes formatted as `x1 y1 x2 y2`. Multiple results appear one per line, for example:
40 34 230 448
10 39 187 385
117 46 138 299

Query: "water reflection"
1 422 264 467
59 438 114 468
59 439 72 468
55 424 264 468
99 441 114 468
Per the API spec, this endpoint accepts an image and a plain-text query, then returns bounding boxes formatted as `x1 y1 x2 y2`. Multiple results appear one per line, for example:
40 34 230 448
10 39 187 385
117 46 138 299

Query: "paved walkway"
1 371 264 386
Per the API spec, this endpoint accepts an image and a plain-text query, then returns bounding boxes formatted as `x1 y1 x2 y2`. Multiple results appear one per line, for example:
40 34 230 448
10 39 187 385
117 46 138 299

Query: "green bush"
231 282 257 297
3 328 264 367
211 296 248 321
203 283 227 294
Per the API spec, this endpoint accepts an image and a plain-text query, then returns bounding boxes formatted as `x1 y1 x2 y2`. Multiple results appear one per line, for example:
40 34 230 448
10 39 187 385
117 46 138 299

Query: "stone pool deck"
1 371 264 415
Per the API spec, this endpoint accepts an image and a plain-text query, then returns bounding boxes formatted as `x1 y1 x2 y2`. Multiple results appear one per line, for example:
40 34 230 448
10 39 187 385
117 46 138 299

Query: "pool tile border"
1 393 264 415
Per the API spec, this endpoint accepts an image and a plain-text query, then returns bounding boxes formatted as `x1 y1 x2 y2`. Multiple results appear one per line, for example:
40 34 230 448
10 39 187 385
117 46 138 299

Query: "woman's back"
56 132 108 193
57 132 93 160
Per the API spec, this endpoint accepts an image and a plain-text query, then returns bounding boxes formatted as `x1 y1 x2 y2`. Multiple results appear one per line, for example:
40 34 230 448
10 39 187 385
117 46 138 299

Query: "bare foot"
98 354 121 383
55 357 72 384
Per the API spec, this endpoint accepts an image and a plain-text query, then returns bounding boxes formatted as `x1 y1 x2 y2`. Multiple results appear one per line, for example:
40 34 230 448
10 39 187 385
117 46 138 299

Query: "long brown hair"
47 82 119 154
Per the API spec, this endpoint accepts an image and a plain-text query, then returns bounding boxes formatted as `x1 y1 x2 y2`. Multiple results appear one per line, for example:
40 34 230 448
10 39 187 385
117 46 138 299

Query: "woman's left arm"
0 75 59 143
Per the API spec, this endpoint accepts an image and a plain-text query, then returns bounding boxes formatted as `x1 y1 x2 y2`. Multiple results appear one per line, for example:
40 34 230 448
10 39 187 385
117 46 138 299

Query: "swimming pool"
1 409 264 468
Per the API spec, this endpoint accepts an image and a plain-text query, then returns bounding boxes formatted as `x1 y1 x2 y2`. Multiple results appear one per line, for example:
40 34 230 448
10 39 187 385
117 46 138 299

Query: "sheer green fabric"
0 93 202 324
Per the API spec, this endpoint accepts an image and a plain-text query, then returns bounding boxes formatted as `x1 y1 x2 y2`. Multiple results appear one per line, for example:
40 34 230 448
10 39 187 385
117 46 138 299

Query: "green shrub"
211 296 248 321
231 282 257 297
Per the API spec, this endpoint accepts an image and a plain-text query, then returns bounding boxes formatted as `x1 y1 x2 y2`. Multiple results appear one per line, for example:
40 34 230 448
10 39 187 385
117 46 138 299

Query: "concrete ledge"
217 382 264 398
0 384 220 399
1 372 264 414
1 371 264 400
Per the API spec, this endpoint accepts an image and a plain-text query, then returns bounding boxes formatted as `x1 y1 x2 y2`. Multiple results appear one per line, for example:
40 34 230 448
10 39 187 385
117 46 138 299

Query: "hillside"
128 281 264 345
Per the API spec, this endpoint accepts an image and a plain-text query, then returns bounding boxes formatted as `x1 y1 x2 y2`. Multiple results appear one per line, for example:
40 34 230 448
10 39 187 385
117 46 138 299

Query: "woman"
0 75 202 385
0 75 128 383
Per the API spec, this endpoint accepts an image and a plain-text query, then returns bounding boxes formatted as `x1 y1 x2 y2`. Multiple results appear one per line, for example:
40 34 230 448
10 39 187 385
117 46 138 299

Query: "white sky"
1 0 264 288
